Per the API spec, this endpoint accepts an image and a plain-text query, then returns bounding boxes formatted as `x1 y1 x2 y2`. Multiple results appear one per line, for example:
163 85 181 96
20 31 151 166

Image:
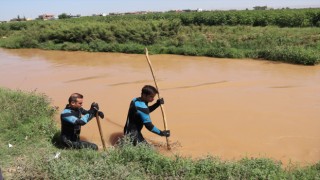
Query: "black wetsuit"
124 97 162 145
60 105 98 150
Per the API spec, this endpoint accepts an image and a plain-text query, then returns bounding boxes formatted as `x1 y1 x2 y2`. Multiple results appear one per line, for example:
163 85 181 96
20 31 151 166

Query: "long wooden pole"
96 112 107 151
145 48 171 150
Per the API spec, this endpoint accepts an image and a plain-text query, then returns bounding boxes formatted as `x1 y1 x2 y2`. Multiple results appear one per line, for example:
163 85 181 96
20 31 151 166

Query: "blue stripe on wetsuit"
134 99 161 135
61 109 93 124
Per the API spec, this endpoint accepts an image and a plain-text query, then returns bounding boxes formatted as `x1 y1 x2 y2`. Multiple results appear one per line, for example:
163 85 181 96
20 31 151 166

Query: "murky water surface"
1 48 319 165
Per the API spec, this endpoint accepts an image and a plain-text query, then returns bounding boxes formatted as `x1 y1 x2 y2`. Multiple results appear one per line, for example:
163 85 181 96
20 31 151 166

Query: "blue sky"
1 0 319 21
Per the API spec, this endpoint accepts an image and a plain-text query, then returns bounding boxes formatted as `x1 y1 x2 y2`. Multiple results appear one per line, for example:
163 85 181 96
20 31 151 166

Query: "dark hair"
141 85 158 96
68 93 83 104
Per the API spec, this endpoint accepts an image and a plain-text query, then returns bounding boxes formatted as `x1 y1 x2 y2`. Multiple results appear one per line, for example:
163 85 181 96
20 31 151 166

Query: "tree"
253 6 268 10
58 13 70 19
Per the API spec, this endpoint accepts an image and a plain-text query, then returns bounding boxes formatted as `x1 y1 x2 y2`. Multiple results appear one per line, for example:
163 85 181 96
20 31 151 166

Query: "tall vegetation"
0 8 320 65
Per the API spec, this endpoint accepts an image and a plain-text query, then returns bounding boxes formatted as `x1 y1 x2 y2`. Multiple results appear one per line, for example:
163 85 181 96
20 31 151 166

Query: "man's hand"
90 102 99 111
98 111 104 119
90 102 99 115
160 130 170 137
157 98 164 105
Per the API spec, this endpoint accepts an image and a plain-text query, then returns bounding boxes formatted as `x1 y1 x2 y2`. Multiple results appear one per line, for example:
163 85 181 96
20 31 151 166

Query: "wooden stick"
145 48 171 150
96 112 107 151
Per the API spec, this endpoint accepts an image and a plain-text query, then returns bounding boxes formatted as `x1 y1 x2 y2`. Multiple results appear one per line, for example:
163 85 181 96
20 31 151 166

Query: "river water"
0 48 319 166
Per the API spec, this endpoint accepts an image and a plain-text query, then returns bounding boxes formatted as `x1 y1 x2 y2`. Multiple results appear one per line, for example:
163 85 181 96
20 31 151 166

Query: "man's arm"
80 107 90 115
148 98 164 112
61 109 94 125
137 107 162 135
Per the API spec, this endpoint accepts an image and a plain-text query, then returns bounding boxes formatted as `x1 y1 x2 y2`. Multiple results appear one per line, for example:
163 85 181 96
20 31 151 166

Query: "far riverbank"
0 8 320 65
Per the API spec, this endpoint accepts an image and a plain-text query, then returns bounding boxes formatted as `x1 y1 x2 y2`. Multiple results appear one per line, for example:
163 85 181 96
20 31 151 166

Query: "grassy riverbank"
0 8 320 65
0 87 320 179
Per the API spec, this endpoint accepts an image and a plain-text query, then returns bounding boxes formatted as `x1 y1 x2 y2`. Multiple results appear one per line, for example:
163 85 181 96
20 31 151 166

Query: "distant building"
38 14 55 20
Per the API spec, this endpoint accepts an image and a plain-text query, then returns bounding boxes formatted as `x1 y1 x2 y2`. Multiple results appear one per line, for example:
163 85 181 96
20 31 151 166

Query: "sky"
1 0 320 21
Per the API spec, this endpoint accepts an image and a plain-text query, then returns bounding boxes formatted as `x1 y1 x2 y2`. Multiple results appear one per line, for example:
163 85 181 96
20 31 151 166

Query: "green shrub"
258 46 320 65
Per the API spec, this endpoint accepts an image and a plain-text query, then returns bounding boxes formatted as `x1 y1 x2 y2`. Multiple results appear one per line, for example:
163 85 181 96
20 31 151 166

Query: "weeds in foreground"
0 88 319 179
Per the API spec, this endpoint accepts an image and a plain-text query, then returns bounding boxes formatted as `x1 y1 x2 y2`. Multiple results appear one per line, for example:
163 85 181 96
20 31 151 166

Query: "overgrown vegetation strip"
0 8 320 65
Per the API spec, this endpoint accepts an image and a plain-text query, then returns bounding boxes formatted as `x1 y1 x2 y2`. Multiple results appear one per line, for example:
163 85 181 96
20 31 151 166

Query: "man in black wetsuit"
124 85 170 145
60 93 104 150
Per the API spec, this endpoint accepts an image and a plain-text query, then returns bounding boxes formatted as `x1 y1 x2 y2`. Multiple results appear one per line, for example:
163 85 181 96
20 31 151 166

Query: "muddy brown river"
0 48 319 166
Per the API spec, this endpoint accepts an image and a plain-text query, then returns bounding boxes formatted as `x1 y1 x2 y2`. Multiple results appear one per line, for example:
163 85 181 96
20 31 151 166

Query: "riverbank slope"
0 8 320 65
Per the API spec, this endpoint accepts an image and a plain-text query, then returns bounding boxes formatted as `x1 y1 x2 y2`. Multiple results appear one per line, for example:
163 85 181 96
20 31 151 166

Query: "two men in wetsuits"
60 85 170 150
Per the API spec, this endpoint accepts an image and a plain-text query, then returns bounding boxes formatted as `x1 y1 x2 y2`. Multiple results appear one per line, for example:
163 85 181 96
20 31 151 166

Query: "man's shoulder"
61 108 72 115
132 97 147 108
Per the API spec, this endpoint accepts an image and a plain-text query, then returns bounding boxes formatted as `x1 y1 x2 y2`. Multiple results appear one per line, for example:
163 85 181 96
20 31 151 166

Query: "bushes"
257 46 320 65
178 9 320 27
0 88 56 141
0 9 320 65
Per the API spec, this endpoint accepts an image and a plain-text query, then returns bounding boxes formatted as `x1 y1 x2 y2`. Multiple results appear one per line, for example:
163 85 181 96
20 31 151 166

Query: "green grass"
0 87 320 179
